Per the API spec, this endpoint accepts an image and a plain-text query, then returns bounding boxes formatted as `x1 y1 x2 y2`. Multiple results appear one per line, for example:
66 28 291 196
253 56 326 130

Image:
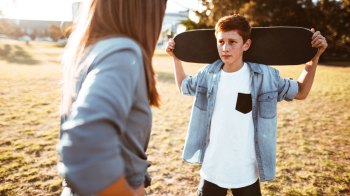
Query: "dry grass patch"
0 41 349 195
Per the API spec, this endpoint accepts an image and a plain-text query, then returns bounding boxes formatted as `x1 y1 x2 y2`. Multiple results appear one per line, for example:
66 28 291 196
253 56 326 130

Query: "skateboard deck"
173 27 318 65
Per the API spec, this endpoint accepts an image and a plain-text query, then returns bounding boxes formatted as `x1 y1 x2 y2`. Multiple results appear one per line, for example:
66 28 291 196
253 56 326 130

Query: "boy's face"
216 30 251 66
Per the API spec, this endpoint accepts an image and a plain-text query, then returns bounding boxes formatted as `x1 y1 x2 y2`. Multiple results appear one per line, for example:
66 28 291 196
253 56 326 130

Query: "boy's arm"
166 38 187 92
295 29 328 100
172 57 186 92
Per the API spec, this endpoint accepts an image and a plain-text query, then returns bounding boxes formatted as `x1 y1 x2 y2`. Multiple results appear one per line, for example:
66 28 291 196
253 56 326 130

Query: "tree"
180 18 210 30
183 0 350 61
193 0 248 28
241 0 314 27
48 24 62 41
30 29 37 40
0 19 24 38
312 0 350 60
188 0 317 28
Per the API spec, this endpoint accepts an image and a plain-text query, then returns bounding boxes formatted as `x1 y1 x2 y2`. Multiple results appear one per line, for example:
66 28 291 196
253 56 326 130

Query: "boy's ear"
243 39 251 51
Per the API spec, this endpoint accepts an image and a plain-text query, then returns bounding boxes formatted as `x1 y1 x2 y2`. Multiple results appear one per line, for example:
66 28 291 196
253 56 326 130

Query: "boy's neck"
222 60 244 72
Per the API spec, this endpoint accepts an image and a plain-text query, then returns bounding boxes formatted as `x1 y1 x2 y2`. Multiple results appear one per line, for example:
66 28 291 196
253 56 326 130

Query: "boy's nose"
222 43 229 52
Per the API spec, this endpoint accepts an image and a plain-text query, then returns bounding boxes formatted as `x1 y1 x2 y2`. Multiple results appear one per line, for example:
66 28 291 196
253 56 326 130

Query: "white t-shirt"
200 63 258 188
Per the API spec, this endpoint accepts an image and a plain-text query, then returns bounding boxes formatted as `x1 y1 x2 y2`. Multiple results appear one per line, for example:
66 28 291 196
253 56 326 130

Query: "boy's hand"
166 38 176 57
310 28 328 60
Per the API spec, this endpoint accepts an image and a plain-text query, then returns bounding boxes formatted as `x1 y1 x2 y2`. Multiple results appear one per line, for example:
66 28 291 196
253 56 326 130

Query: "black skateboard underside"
173 27 318 65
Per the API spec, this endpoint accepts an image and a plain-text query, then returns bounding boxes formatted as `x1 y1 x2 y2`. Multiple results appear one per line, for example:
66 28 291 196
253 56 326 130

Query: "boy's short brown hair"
215 14 251 42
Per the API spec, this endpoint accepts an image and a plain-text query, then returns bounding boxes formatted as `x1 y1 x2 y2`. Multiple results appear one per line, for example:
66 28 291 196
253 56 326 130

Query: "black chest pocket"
235 93 252 114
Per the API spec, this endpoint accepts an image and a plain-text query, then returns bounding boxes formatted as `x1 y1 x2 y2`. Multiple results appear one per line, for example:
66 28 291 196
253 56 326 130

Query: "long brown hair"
61 0 166 115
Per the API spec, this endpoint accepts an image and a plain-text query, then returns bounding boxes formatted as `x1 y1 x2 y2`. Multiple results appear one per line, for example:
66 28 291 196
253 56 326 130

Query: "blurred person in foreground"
166 14 327 196
57 0 167 195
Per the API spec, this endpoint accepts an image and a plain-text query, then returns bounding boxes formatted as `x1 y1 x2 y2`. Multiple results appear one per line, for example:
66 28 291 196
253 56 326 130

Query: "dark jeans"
197 178 262 196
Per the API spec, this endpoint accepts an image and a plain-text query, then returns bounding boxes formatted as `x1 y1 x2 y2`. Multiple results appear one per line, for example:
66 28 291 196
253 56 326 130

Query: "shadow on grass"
321 61 350 67
157 71 174 84
0 44 40 65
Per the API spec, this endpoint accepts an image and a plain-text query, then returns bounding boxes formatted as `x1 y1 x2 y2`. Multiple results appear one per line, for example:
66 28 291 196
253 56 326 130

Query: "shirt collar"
211 60 263 74
246 62 263 74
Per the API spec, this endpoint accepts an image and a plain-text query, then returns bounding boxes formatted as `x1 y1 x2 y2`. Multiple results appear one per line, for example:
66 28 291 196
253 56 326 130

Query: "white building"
158 10 189 48
163 10 189 34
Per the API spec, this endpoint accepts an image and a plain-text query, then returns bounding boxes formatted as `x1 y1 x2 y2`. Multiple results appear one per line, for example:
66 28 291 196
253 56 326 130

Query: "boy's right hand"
166 38 176 57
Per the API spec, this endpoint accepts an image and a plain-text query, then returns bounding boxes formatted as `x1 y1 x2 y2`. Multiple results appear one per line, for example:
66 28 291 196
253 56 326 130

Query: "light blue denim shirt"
58 38 152 195
181 59 299 182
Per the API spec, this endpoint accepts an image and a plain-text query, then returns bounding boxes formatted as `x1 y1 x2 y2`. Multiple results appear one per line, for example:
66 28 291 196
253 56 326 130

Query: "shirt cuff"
285 79 299 101
58 155 124 195
181 76 191 95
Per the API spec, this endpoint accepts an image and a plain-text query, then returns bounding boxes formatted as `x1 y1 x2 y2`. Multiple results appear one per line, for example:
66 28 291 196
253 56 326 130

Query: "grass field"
0 40 349 196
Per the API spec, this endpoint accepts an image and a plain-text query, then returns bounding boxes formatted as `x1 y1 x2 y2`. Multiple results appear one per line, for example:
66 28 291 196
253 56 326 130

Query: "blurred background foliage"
0 0 349 61
182 0 350 61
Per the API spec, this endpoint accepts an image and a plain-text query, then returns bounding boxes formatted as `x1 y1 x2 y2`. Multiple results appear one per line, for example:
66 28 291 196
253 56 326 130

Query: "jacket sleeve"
57 49 141 195
181 76 198 96
276 69 299 101
181 67 207 96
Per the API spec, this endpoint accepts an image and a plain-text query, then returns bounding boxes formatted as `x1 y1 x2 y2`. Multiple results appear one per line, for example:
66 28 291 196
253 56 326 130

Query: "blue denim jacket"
181 60 298 182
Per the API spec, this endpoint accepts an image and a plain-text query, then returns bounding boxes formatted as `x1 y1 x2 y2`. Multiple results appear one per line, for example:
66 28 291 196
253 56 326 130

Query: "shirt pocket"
258 91 278 119
194 86 208 111
236 93 252 114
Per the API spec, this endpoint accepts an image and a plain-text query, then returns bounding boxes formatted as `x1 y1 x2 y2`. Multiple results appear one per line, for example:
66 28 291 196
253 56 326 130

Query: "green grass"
0 40 349 195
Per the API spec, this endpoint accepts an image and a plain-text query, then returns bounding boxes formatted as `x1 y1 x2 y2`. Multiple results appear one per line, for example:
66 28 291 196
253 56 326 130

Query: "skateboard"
173 27 318 65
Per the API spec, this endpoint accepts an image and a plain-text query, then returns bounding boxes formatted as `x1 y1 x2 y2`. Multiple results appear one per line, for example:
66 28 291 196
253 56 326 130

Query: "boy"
166 14 327 196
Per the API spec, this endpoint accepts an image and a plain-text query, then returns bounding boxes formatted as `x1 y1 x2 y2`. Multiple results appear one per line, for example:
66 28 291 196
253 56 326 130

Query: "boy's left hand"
310 28 328 60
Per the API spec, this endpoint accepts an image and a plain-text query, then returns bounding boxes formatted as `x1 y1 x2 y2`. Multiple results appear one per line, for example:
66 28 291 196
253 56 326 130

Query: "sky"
0 0 200 21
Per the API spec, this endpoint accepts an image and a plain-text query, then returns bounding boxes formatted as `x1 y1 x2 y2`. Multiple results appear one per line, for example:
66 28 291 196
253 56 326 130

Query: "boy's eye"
218 40 224 44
